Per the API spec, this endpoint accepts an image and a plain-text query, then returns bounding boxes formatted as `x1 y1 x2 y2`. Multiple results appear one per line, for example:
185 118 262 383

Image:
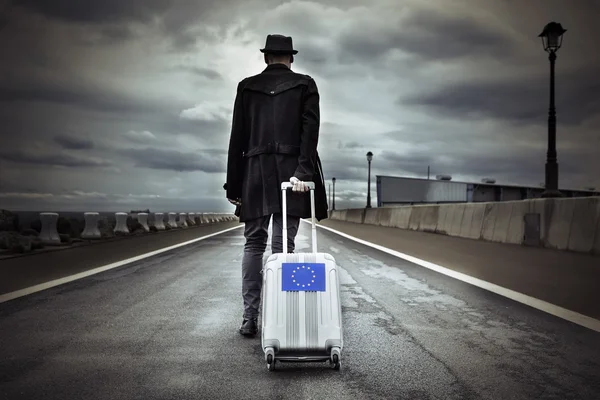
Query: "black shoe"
239 318 258 336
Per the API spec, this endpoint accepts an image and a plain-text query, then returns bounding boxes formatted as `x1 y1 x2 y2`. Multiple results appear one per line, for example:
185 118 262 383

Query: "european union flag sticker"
282 263 326 292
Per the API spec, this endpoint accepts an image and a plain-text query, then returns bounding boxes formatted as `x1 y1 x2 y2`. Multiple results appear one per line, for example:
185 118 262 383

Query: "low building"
375 175 599 207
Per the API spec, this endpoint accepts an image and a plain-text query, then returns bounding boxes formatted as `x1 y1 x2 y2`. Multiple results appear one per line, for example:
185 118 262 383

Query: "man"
225 34 328 336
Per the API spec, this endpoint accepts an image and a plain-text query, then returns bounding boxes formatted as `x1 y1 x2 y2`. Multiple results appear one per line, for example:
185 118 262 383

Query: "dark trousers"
241 213 300 320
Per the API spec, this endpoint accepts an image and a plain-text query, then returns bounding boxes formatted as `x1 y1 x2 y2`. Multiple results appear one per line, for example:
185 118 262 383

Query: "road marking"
307 220 600 333
0 224 244 304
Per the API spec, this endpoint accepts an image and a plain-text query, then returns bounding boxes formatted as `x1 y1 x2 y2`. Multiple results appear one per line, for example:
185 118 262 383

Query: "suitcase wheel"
266 353 276 371
330 347 341 370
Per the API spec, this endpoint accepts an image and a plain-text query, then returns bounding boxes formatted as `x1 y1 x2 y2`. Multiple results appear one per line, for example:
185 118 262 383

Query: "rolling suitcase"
261 181 343 371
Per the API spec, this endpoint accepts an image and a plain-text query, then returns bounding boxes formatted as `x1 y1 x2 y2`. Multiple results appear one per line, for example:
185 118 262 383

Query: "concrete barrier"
39 212 61 244
376 207 394 227
449 204 465 237
505 200 531 245
435 205 452 235
167 213 178 228
363 208 380 225
420 205 439 233
459 204 475 238
330 210 344 221
408 206 425 231
177 213 188 228
390 206 412 229
331 196 600 255
345 209 365 224
458 203 485 240
81 212 101 239
406 205 438 232
114 212 129 234
490 202 512 243
187 213 197 226
565 197 599 253
546 198 576 251
153 213 165 230
480 203 498 242
137 213 150 232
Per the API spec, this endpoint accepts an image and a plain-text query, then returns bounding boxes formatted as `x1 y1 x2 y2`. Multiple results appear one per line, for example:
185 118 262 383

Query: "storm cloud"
54 135 95 150
119 148 227 173
0 0 598 212
399 66 600 126
0 150 112 168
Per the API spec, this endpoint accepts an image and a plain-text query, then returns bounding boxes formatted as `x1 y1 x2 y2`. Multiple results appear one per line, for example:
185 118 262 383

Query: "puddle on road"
337 265 407 339
357 258 467 309
191 302 231 336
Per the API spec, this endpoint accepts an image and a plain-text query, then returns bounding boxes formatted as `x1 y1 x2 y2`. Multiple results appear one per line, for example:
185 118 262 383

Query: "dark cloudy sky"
0 0 598 212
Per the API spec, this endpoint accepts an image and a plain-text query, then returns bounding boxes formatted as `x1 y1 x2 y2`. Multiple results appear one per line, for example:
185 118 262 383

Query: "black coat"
226 63 328 222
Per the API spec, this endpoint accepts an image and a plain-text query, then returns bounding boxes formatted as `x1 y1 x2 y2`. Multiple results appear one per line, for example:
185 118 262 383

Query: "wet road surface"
1 220 599 399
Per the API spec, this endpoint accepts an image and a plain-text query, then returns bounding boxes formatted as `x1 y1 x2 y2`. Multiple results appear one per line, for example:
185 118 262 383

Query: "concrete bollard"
114 212 129 234
153 213 165 230
194 214 202 225
187 212 196 226
167 213 178 228
81 212 101 239
178 213 188 228
201 213 208 224
39 212 61 244
137 213 150 232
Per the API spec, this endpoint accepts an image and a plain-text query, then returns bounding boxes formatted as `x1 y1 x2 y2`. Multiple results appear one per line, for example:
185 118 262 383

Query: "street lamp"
366 151 373 208
332 177 336 211
538 21 566 198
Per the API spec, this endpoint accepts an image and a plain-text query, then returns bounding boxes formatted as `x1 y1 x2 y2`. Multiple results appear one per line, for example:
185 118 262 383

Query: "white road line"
0 224 244 304
307 220 600 333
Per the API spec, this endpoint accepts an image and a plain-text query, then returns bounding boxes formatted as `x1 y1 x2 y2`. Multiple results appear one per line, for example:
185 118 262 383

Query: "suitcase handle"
281 181 317 254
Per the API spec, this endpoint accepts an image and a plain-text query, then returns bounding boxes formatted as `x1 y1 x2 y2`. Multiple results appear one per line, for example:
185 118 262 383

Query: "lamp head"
538 22 566 53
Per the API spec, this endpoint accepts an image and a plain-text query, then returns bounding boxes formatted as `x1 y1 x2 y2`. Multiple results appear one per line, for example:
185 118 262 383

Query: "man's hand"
228 198 241 206
290 177 309 192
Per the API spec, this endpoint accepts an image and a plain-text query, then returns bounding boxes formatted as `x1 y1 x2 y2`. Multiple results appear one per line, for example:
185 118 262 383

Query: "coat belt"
244 142 300 158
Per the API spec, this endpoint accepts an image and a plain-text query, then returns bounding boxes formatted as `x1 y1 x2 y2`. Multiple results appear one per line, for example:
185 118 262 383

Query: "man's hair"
265 53 293 64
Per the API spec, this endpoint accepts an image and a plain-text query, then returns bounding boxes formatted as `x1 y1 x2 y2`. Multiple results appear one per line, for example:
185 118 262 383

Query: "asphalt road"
1 220 599 400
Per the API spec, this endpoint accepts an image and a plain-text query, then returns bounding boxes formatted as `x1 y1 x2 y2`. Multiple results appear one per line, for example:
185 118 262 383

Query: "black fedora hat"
260 34 298 55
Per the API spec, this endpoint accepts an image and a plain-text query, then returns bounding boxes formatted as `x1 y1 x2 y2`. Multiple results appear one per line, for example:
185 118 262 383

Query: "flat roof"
375 175 598 194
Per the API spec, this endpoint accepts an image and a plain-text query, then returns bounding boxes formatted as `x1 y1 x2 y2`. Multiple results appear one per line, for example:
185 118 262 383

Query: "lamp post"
538 21 566 198
366 151 373 208
328 183 331 211
332 177 336 211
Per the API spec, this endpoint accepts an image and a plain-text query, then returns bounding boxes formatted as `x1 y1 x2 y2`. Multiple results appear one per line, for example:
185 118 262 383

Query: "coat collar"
263 63 291 73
